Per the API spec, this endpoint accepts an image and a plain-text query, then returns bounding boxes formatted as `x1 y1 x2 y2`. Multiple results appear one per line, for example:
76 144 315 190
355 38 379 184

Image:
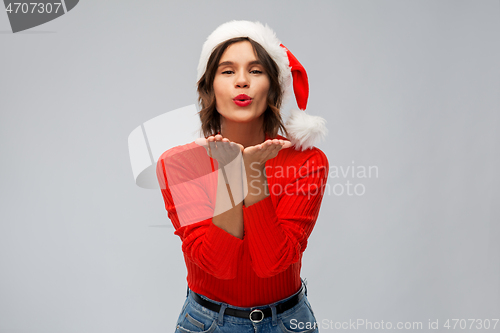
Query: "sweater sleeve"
156 145 243 280
242 148 329 278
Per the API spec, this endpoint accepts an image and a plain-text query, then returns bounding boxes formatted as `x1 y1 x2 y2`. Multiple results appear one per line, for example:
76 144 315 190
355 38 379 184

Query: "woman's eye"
250 70 263 74
222 70 234 74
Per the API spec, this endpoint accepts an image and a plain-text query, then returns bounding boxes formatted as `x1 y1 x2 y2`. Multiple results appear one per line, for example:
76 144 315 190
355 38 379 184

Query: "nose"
234 70 249 88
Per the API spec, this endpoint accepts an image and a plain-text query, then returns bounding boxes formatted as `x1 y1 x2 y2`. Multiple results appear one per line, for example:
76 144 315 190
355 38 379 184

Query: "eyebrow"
217 60 262 67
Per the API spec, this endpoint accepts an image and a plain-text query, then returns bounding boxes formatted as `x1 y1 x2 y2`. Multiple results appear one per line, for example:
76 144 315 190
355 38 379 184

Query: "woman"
157 20 329 333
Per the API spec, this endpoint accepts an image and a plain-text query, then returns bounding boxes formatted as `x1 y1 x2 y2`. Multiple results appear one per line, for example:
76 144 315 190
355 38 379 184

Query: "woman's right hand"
195 134 244 168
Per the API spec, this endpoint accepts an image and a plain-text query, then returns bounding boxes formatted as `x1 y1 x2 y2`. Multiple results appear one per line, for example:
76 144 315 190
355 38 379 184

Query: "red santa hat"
197 20 328 151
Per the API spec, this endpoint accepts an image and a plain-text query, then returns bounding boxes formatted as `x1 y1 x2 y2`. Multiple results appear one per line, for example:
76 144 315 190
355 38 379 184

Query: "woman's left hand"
242 139 291 171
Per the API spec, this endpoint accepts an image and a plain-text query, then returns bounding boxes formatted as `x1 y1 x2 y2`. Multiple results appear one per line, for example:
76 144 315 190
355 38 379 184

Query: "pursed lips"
233 94 253 107
233 94 252 101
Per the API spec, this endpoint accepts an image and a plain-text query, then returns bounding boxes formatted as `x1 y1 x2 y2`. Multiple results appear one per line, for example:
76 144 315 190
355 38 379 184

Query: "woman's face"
213 41 270 125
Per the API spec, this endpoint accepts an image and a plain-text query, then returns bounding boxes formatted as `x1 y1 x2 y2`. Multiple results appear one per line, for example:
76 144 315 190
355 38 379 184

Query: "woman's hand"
195 134 244 168
242 139 291 171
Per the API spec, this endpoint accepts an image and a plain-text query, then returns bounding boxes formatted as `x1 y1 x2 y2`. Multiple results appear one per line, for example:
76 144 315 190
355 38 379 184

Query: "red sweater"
156 134 329 307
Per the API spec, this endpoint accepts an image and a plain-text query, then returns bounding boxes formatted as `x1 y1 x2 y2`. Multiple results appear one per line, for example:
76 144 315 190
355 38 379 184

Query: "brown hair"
197 37 289 139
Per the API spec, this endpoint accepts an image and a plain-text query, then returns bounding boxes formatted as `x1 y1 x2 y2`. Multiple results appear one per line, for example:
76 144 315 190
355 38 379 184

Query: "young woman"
157 20 329 333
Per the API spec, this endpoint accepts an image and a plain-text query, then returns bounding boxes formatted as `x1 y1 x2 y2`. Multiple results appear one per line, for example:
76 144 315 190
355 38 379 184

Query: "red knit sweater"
156 134 329 307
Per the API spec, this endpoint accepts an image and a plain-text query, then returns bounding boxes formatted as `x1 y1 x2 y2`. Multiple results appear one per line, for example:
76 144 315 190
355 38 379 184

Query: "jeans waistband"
186 278 308 310
185 278 309 326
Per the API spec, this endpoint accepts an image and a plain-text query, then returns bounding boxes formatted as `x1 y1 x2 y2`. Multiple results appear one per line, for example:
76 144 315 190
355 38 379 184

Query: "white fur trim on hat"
197 20 292 100
286 109 328 151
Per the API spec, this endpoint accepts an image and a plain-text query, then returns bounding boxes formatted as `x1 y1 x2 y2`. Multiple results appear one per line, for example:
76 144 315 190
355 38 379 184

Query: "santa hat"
197 20 328 151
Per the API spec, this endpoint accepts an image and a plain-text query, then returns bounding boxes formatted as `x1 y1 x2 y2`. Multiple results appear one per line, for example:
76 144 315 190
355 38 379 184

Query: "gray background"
1 1 499 332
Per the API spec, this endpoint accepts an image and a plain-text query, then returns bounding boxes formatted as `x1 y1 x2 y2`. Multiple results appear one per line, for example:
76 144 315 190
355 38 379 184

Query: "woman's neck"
220 117 266 148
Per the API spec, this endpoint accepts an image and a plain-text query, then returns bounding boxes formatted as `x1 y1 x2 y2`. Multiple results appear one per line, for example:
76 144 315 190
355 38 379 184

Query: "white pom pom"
285 109 328 151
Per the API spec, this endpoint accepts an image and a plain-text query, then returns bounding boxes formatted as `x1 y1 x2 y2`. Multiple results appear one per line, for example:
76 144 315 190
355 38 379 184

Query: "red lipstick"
233 94 252 107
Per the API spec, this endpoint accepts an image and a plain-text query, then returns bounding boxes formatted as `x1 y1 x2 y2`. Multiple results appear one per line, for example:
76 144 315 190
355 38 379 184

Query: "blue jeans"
174 280 319 333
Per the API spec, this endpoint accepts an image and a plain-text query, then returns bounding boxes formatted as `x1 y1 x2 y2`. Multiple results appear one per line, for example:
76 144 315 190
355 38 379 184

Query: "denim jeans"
174 280 319 333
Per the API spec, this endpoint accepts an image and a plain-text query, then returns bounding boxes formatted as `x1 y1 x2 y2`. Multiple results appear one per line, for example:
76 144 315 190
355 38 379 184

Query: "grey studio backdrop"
1 1 499 332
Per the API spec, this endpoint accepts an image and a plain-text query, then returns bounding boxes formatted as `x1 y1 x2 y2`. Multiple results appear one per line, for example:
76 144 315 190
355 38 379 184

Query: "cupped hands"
195 134 291 170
